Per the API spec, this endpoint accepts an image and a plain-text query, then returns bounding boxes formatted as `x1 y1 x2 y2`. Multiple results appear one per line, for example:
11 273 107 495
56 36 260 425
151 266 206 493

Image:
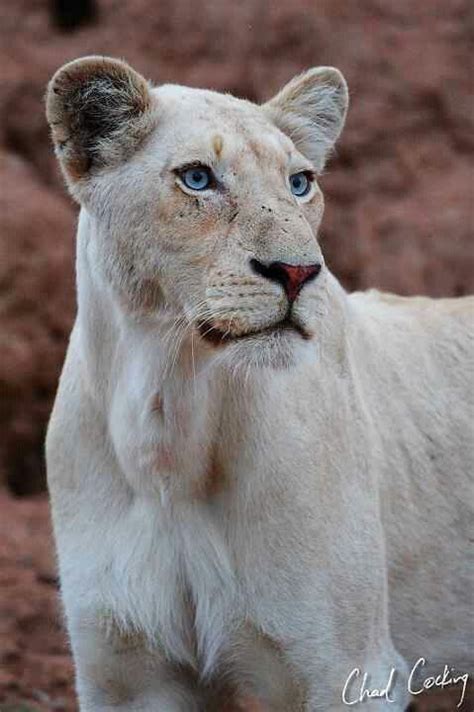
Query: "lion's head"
46 56 348 368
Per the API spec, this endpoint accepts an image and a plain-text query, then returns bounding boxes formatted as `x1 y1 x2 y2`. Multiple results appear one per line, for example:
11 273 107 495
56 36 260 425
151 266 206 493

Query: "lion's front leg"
68 610 202 712
299 604 411 711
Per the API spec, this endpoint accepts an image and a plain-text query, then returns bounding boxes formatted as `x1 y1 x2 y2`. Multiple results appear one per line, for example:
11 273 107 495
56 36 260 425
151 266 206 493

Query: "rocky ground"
0 0 472 709
0 492 74 711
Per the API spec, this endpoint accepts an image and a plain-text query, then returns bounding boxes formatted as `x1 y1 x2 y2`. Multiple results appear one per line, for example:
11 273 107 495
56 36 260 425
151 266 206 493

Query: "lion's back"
350 289 473 382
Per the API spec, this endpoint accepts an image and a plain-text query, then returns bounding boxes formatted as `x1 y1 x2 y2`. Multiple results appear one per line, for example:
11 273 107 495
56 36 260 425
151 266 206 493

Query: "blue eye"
289 171 312 197
181 166 213 191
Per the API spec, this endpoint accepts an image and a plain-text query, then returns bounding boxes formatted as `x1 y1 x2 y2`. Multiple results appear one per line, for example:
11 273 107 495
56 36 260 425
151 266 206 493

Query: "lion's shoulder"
351 289 474 325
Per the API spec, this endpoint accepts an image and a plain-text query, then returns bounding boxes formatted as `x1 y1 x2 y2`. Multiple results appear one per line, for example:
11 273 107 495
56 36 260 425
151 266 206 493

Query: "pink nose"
250 259 321 303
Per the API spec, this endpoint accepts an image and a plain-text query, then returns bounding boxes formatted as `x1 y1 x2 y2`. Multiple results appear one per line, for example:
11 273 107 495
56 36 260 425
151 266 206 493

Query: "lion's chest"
94 492 237 675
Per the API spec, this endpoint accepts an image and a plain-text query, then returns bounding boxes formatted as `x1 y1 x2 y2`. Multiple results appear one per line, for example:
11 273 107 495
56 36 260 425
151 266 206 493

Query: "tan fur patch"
194 449 227 499
91 669 133 706
219 623 307 711
212 133 224 157
150 393 163 415
247 139 264 161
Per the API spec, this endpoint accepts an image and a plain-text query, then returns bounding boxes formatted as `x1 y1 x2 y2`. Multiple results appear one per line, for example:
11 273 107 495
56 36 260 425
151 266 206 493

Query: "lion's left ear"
263 67 349 172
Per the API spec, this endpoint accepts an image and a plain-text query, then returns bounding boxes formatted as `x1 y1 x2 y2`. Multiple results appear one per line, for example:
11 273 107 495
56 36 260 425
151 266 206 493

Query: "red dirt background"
0 1 472 709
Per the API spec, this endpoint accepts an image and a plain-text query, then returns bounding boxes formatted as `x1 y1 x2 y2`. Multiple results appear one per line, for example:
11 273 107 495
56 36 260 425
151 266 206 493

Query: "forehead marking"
212 134 224 158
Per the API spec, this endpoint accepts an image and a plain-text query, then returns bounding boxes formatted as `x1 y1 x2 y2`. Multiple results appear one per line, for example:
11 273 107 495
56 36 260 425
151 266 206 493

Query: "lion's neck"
76 237 225 499
76 229 352 501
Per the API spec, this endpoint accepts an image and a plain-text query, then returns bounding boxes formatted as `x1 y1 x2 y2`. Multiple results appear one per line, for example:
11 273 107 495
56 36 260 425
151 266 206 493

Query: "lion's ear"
263 67 348 172
46 56 156 186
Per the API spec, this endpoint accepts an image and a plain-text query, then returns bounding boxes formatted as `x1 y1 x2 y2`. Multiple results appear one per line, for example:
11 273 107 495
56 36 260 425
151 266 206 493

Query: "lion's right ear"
46 56 156 187
263 67 348 173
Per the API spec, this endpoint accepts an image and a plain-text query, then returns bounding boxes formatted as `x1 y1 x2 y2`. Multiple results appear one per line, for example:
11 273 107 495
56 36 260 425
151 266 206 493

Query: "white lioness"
45 56 473 711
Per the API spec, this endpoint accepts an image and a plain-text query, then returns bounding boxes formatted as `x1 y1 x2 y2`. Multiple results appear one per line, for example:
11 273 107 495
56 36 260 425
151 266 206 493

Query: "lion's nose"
250 259 321 303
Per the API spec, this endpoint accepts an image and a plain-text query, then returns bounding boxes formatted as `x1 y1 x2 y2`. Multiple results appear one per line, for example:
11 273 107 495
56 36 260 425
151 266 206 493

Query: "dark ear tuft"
46 56 156 183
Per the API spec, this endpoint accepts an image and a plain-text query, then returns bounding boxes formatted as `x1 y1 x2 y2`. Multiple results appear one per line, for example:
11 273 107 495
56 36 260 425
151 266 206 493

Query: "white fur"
46 58 473 711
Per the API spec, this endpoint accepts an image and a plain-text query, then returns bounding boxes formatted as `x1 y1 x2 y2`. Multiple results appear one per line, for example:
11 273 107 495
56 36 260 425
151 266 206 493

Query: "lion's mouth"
197 317 312 345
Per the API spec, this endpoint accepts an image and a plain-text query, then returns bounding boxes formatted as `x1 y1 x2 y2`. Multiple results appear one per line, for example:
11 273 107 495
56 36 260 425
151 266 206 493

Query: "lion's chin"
208 326 316 371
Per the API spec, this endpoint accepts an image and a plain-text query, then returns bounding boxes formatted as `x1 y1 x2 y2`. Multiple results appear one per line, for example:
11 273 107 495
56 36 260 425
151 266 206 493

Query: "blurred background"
0 1 472 710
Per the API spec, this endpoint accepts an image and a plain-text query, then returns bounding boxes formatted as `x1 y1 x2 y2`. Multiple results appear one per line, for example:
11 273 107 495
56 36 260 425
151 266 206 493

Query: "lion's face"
114 87 327 351
47 57 348 366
